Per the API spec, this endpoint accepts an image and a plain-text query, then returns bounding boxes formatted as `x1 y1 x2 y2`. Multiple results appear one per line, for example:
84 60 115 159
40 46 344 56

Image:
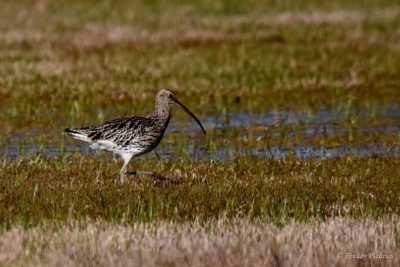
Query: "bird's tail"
64 128 91 142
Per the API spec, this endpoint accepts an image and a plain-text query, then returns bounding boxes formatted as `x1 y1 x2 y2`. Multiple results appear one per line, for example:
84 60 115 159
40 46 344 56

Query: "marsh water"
2 104 399 161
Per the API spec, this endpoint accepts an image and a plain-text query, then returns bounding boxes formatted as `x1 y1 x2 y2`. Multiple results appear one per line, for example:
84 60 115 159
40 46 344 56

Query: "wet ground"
2 104 399 161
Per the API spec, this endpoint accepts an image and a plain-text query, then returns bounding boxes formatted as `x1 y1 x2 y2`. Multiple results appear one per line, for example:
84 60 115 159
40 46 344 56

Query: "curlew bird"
65 89 206 183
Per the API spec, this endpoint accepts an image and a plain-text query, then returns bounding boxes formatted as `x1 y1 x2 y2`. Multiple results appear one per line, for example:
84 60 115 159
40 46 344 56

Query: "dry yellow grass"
1 7 399 49
0 217 398 266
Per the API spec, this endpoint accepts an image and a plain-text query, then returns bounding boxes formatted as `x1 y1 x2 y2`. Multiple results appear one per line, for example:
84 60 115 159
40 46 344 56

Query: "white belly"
90 140 147 156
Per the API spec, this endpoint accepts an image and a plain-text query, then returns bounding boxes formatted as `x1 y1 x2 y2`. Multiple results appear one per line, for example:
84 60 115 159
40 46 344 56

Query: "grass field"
1 217 399 266
0 0 399 266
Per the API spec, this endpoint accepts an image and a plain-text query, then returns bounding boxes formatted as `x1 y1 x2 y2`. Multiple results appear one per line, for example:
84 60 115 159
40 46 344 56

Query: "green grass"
0 156 398 226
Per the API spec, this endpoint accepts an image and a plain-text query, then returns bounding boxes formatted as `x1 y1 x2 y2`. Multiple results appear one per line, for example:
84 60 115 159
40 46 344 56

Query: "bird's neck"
155 102 170 118
150 103 171 127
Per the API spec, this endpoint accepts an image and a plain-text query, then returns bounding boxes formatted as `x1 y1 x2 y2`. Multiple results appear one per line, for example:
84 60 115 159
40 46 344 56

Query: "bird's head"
156 88 176 105
156 88 206 135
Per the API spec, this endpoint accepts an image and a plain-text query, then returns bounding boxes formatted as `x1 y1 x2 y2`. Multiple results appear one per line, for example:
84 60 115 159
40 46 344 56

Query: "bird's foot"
119 172 126 184
126 171 180 184
127 171 155 176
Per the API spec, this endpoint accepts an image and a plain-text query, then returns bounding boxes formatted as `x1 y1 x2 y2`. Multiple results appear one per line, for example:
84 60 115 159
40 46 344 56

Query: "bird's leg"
119 162 128 184
128 171 155 176
154 150 161 160
119 154 133 184
120 154 174 182
127 170 176 183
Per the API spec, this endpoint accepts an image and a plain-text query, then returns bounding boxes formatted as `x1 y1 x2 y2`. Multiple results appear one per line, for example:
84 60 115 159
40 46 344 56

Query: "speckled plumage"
66 114 170 155
65 89 205 183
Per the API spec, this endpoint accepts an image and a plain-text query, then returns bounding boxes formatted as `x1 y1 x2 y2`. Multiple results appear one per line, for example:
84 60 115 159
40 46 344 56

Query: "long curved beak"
173 97 206 135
